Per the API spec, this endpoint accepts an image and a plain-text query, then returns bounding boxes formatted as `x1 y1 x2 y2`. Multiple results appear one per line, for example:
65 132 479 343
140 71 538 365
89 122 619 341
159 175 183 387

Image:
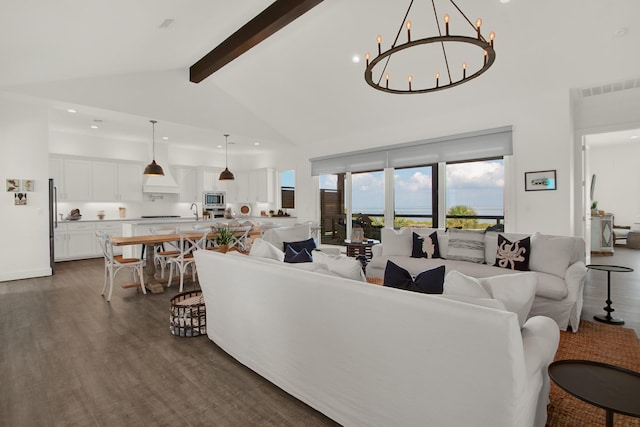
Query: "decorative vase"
218 244 228 253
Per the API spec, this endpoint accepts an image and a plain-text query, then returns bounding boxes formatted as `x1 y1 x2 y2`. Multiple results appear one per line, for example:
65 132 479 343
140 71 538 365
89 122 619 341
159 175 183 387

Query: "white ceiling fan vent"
579 78 640 98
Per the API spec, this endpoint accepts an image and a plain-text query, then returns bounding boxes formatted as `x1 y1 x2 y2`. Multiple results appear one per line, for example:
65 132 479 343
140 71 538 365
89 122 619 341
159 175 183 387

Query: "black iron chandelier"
364 0 496 94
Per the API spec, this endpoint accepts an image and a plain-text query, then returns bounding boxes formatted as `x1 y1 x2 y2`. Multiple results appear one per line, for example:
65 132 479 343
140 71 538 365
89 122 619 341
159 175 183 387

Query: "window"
351 170 384 240
445 158 504 229
280 170 295 209
319 174 345 244
394 165 437 228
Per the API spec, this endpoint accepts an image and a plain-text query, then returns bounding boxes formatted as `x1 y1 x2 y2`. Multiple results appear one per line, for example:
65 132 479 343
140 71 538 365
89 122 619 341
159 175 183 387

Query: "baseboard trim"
0 268 52 283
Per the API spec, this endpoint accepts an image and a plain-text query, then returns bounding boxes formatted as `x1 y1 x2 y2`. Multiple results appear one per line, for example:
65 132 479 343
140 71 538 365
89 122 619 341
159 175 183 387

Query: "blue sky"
319 160 504 216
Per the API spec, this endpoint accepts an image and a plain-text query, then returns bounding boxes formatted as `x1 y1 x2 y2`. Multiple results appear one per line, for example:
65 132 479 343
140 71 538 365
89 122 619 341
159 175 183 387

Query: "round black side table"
586 264 633 325
549 360 640 427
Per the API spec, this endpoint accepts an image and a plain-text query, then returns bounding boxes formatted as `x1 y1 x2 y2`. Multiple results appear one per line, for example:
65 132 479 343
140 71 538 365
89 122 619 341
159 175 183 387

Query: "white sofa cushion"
444 270 537 328
313 250 365 282
529 233 574 278
262 223 311 251
381 227 412 256
446 229 486 263
249 238 285 261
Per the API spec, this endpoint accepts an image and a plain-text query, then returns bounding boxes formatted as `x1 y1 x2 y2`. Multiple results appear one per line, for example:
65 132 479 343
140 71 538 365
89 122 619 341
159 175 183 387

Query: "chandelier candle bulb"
407 20 412 42
436 72 440 88
484 50 488 66
385 73 390 89
462 62 467 79
377 34 382 55
490 31 495 47
408 74 413 91
476 18 482 39
365 52 370 67
444 14 449 35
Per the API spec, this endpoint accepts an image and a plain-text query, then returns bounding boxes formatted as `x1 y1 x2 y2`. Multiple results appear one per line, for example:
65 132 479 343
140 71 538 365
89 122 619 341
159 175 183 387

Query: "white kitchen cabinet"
174 166 199 203
67 222 99 259
53 223 68 261
117 163 143 201
197 167 220 194
235 171 250 202
92 162 118 201
251 168 275 203
64 159 93 201
50 157 92 201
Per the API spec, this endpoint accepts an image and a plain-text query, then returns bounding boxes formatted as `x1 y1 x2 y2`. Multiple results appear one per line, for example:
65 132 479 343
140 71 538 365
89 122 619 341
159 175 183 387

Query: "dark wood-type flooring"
1 247 639 425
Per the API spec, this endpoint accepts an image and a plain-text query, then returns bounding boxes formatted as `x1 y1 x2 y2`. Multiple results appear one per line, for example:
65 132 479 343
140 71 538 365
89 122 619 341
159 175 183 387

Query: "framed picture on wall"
525 170 557 191
6 179 20 192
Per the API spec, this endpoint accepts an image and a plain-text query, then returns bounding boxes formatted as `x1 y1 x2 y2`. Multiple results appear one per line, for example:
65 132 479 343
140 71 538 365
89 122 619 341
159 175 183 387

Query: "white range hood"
142 141 180 193
142 173 180 194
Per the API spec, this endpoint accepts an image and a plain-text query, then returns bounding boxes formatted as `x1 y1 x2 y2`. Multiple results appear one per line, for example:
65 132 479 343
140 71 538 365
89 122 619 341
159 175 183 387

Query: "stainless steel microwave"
203 191 225 209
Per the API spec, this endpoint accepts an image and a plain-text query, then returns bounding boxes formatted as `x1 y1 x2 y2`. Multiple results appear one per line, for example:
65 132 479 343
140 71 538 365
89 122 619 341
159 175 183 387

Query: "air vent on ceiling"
580 78 640 98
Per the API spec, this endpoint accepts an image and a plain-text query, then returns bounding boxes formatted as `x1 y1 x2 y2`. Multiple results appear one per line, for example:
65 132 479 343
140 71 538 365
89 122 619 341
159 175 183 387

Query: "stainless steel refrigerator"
49 178 57 273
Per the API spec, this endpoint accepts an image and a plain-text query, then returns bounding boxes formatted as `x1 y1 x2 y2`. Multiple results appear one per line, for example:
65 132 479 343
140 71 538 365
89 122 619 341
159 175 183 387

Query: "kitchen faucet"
190 203 199 221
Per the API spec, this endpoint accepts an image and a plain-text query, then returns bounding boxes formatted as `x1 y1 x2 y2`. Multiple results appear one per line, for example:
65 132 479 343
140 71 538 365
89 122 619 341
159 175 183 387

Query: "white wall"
588 143 640 226
0 95 50 281
282 88 575 236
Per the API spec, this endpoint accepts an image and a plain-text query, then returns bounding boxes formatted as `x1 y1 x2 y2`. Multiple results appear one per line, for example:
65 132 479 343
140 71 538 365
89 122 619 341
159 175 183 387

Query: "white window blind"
310 126 512 176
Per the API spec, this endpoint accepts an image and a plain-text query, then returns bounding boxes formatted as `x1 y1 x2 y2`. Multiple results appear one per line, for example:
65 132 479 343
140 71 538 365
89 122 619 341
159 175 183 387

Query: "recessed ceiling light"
352 55 361 64
254 142 260 146
499 0 511 3
631 135 639 140
162 136 169 140
90 125 98 129
217 145 223 148
67 109 77 113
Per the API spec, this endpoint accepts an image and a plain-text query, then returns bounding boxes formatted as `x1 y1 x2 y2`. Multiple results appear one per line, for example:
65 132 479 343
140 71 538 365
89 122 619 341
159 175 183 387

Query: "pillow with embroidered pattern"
494 234 530 271
411 232 441 259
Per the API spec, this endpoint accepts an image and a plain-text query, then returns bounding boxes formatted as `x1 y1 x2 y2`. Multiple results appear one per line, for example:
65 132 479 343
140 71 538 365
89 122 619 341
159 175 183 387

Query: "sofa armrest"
565 261 587 300
371 244 383 257
521 316 560 378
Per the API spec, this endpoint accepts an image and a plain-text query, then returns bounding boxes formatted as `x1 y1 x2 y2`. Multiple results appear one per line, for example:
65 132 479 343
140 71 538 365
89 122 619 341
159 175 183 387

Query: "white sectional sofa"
194 249 560 427
366 228 587 331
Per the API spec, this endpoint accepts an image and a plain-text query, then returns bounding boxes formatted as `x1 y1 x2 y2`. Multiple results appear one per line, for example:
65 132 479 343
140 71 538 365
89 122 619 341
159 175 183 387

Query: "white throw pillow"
443 271 491 298
478 272 537 328
444 271 537 328
529 232 574 278
381 228 412 257
262 223 311 251
313 250 365 281
484 234 498 265
249 238 285 262
446 229 486 263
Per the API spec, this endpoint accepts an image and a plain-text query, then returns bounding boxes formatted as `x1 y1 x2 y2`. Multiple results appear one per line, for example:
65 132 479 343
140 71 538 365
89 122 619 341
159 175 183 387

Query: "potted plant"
591 201 598 216
214 226 236 253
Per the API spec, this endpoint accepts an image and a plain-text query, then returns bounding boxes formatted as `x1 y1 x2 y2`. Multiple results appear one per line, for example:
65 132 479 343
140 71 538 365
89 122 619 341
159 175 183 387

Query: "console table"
344 239 379 261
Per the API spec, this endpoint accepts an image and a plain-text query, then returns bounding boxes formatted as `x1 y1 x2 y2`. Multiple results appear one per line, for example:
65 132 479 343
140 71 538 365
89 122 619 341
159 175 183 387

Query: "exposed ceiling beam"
190 0 324 83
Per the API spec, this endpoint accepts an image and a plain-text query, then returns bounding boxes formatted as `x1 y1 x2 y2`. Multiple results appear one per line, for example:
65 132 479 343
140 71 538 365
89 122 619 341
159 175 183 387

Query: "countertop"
58 216 297 226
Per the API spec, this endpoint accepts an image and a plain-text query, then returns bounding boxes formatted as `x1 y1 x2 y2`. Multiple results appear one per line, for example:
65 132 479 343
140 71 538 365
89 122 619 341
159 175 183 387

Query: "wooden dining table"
111 228 258 294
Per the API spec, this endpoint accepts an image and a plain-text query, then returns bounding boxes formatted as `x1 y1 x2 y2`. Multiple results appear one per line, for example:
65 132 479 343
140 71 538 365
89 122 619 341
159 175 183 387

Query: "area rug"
547 320 640 426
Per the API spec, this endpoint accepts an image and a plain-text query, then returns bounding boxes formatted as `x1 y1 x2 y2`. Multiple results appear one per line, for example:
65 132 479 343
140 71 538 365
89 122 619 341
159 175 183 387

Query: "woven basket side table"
170 290 206 337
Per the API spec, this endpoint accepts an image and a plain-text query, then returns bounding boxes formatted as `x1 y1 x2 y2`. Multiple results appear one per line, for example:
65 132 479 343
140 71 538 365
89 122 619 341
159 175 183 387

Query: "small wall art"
14 193 27 205
6 179 20 192
525 170 557 191
22 179 34 192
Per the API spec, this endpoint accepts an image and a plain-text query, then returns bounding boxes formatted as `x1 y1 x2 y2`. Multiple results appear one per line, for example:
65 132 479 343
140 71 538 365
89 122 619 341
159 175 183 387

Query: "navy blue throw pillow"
283 238 317 254
383 261 445 294
494 235 530 271
411 232 440 259
284 246 313 263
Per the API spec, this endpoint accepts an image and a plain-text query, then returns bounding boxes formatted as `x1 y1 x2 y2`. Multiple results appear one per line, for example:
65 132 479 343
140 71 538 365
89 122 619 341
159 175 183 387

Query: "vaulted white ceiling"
1 0 639 153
